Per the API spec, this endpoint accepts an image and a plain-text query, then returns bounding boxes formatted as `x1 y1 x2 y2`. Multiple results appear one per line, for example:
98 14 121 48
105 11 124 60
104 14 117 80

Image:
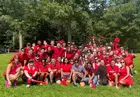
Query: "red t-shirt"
24 66 38 75
61 63 72 73
27 53 35 60
106 65 119 75
39 63 48 72
18 53 28 65
124 54 135 66
52 47 64 59
48 63 61 71
34 60 41 69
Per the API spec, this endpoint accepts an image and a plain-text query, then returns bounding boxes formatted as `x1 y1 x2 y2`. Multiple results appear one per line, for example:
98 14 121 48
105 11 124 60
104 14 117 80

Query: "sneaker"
26 84 30 88
129 85 132 88
5 81 10 88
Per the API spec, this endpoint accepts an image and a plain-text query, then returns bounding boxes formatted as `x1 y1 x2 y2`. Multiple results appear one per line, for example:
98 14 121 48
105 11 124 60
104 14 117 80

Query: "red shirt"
124 54 134 66
52 47 64 59
18 53 28 65
61 63 72 73
24 66 38 75
39 63 49 72
39 52 48 60
34 60 41 69
63 51 74 60
34 45 43 53
106 65 119 76
48 63 61 71
27 53 35 60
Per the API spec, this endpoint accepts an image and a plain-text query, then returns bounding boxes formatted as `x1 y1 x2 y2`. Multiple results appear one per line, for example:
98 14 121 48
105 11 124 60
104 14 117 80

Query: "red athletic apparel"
4 63 21 75
42 44 50 51
34 45 43 53
118 66 134 86
103 57 113 65
39 63 48 72
34 60 41 69
93 63 99 70
52 47 64 59
48 63 61 78
27 53 35 60
124 54 134 66
63 51 74 60
39 52 48 60
24 47 30 54
106 65 119 81
24 66 38 75
18 53 28 65
61 63 72 73
48 63 61 71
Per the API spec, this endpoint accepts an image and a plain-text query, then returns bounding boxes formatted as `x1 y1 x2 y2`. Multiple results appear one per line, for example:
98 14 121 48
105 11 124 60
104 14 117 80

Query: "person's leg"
9 68 21 81
39 73 45 81
56 77 61 84
49 71 54 84
72 73 77 85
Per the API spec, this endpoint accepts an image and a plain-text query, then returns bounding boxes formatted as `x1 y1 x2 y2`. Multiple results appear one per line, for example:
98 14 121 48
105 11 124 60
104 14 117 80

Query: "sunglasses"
121 62 125 63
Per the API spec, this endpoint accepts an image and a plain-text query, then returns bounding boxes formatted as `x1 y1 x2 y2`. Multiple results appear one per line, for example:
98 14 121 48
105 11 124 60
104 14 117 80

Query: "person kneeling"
4 57 22 88
38 58 49 85
22 59 38 88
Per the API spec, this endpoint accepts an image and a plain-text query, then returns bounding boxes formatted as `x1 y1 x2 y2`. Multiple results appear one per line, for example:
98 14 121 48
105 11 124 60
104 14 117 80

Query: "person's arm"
61 68 63 78
81 70 88 81
88 73 95 84
6 64 12 85
24 70 32 79
32 71 38 78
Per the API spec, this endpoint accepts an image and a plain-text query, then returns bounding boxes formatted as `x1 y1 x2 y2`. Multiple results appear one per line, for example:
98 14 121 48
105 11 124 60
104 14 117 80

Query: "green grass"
0 53 140 97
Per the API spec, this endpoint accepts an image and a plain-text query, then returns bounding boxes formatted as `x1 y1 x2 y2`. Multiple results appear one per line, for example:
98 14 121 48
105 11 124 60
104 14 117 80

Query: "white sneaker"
26 84 30 88
129 85 132 88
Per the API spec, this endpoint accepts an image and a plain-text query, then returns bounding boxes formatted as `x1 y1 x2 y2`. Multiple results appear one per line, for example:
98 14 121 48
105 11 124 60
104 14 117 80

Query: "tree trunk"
68 23 72 42
19 30 23 50
12 32 15 49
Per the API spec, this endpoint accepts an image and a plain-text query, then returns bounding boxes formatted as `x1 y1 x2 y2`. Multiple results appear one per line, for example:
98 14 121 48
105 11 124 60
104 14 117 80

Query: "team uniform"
106 65 119 84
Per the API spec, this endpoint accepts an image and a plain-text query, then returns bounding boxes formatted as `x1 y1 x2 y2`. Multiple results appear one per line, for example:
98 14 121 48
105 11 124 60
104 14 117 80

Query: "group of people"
3 36 135 89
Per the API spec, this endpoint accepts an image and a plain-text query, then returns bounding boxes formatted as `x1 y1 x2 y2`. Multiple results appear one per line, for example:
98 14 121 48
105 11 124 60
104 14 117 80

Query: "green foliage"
0 0 140 51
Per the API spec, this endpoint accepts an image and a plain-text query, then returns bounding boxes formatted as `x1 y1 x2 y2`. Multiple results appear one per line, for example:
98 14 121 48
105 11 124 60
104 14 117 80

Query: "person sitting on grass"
106 60 119 88
96 60 108 85
38 58 49 85
118 59 134 88
4 57 22 88
48 58 61 85
72 60 87 86
61 58 72 85
83 62 98 88
22 59 38 88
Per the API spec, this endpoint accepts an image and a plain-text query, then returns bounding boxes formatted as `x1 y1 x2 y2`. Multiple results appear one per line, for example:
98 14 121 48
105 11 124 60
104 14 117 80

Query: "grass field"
0 53 140 97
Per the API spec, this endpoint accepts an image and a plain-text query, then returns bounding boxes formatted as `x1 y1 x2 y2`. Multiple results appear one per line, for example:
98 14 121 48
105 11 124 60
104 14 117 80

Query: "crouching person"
72 60 87 86
4 57 22 88
48 58 61 85
22 59 38 88
84 62 98 88
38 58 49 85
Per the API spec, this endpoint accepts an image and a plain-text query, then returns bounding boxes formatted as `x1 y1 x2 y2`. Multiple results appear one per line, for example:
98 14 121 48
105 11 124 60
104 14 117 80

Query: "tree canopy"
0 0 140 52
